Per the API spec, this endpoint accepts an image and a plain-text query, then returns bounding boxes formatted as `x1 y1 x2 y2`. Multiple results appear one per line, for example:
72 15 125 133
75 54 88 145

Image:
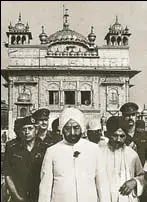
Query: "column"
8 79 14 140
125 79 129 102
60 80 64 106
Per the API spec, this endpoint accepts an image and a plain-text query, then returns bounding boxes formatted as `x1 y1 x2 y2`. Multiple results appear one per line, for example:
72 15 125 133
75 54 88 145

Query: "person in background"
51 117 63 143
133 120 147 166
38 107 111 202
87 118 102 143
120 102 138 150
98 116 144 202
32 108 54 147
120 102 147 166
4 115 48 202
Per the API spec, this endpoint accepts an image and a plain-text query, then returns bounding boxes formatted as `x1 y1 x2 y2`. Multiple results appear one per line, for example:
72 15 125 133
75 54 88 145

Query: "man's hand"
16 196 25 202
119 178 137 195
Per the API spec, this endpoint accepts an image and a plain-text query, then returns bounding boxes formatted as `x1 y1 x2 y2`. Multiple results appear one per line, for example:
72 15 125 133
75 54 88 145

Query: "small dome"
39 26 48 44
47 29 89 45
14 13 26 32
88 26 96 43
111 16 123 33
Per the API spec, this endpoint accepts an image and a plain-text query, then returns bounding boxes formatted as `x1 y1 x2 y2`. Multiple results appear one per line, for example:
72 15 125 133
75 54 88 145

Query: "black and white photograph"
1 1 147 202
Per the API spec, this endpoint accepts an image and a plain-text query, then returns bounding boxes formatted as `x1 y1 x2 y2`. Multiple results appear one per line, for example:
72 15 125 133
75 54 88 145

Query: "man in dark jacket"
4 116 48 202
120 102 147 166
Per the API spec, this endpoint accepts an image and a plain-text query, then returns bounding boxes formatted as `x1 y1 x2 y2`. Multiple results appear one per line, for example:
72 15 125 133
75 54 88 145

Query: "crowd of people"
1 102 147 202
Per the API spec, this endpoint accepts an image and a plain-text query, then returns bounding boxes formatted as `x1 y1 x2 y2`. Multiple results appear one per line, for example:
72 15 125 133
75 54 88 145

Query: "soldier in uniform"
6 118 24 149
4 115 48 202
32 108 54 147
120 102 147 166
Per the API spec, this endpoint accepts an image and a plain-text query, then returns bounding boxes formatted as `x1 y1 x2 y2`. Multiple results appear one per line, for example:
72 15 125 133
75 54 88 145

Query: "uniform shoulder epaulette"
6 139 18 148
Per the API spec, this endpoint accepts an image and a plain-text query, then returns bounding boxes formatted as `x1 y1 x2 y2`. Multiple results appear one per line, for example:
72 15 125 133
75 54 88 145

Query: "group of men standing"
2 102 147 202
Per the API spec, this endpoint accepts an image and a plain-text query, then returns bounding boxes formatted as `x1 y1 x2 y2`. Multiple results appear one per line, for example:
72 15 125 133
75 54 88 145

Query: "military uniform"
120 102 147 166
4 137 48 202
32 108 61 147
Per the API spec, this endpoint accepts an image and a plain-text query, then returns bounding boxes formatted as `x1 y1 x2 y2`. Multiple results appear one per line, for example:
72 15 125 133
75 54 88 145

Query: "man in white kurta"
98 116 144 202
38 107 111 202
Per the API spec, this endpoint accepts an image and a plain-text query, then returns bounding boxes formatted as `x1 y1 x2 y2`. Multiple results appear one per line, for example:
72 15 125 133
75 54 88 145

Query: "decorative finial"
26 22 29 30
91 26 94 33
42 25 45 33
63 5 69 30
115 15 118 24
18 12 21 22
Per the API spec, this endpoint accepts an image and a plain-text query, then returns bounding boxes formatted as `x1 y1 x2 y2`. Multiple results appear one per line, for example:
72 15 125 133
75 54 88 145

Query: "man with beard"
32 108 55 147
4 116 48 202
120 102 147 166
38 107 111 202
98 116 144 202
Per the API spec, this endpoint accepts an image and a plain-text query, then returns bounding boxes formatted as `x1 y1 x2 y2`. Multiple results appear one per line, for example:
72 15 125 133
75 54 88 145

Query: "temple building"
1 10 140 138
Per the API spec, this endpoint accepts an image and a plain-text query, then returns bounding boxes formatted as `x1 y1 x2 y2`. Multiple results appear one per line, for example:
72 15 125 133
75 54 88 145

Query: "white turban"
59 107 85 133
88 118 101 130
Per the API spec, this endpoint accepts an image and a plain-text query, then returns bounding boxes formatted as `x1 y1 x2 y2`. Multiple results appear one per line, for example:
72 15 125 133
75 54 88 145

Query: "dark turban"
106 116 129 136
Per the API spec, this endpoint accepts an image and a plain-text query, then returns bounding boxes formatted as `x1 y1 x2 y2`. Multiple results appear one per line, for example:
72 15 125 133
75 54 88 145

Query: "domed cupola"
6 13 32 46
39 26 48 44
14 13 26 32
111 16 123 34
88 26 96 48
45 7 89 47
104 16 131 46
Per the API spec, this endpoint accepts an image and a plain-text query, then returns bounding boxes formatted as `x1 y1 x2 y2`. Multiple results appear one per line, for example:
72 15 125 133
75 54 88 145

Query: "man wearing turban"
98 116 144 202
38 107 111 202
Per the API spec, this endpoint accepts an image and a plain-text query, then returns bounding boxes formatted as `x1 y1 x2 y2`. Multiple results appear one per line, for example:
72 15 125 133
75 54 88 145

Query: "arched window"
123 37 128 46
17 36 21 44
22 36 26 44
11 36 16 44
108 89 118 104
111 36 116 46
117 37 121 46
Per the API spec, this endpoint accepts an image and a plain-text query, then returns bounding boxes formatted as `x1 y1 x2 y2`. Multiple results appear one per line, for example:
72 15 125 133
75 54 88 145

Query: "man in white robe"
98 116 144 202
38 107 111 202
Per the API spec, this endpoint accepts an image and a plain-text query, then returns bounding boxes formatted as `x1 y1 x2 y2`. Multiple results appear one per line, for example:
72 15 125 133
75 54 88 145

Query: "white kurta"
38 138 110 202
98 143 144 202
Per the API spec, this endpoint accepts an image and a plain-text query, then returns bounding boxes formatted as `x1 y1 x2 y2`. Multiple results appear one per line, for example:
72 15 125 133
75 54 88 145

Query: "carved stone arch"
11 36 16 44
22 35 26 44
48 82 59 90
111 36 116 46
16 35 21 44
117 36 121 46
108 87 119 105
123 37 128 46
80 82 92 91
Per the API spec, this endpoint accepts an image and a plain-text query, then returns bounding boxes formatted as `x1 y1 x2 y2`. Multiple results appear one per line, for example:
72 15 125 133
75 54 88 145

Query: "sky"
1 1 147 111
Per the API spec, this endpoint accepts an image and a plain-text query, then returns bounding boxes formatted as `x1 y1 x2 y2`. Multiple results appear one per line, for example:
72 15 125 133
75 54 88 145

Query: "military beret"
14 118 24 132
20 116 35 128
120 102 139 115
32 108 50 121
106 116 129 135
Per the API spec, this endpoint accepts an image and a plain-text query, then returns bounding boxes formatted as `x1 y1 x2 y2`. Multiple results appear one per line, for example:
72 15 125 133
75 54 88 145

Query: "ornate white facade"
2 11 140 138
